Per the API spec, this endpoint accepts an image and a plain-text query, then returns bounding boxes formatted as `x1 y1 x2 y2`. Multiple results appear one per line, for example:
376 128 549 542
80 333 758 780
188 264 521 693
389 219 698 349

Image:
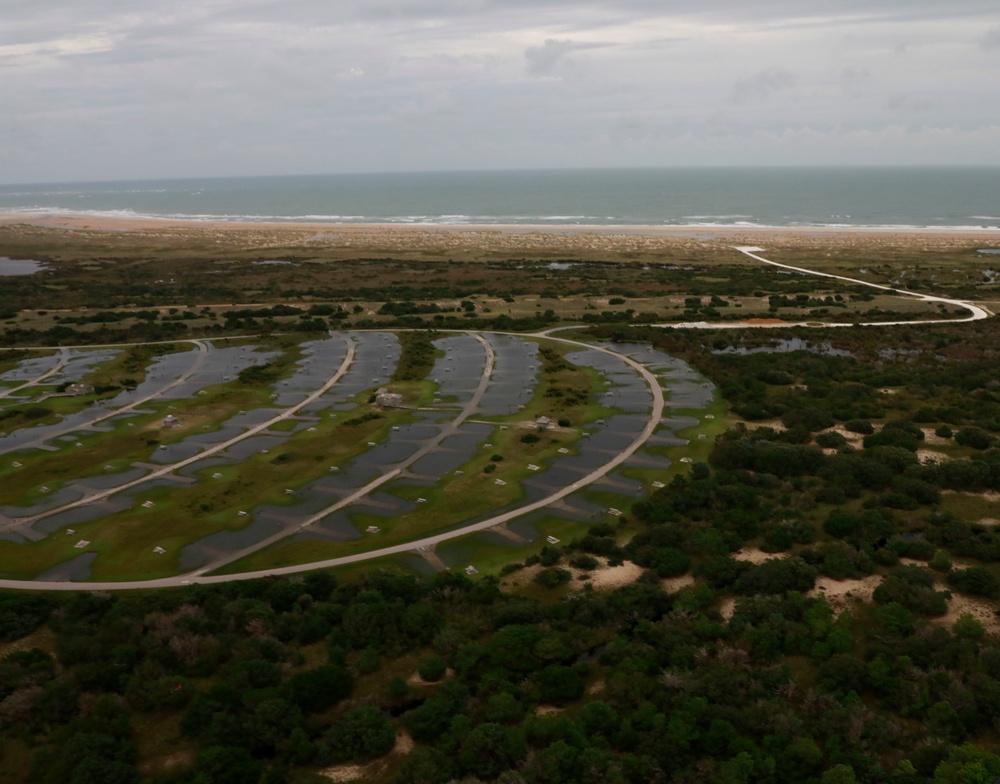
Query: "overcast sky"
2 0 999 183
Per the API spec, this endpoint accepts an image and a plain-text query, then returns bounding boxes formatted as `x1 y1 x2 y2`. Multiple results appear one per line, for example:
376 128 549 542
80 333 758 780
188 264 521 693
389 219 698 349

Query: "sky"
2 0 999 183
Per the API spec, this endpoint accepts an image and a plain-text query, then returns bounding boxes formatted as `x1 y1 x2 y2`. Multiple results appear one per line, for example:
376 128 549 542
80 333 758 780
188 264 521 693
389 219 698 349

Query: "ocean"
0 167 998 230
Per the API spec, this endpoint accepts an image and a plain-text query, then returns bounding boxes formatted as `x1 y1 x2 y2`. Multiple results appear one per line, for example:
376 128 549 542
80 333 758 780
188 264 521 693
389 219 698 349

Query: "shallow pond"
0 257 46 276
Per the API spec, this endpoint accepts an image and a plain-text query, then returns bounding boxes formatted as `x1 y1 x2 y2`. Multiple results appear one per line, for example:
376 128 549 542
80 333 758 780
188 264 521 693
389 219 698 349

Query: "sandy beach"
3 212 1000 240
3 212 997 267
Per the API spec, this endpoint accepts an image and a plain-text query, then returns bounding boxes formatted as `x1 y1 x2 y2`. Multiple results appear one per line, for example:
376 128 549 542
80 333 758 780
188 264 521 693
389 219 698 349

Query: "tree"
955 427 994 450
537 664 585 706
189 746 261 784
820 764 858 784
319 706 395 764
933 743 1000 783
947 567 1000 599
418 656 447 683
457 723 527 779
734 557 817 595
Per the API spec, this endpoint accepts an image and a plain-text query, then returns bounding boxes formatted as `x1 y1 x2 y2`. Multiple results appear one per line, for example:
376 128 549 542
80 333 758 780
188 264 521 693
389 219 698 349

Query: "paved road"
192 332 497 576
0 348 69 400
654 246 991 330
0 335 356 533
1 245 994 590
0 333 666 590
0 341 210 456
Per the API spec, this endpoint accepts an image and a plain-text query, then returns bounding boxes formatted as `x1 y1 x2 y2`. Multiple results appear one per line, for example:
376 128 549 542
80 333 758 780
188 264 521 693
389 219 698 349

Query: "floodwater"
36 552 97 581
30 498 133 536
476 334 539 416
0 257 46 276
178 516 285 570
5 330 721 574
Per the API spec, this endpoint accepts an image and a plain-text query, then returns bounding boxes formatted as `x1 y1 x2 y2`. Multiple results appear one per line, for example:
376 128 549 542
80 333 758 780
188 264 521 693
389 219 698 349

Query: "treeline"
3 559 1000 784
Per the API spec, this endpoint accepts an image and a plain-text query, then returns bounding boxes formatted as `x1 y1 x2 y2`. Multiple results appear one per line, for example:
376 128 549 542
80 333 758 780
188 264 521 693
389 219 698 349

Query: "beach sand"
3 212 1000 238
1 212 997 260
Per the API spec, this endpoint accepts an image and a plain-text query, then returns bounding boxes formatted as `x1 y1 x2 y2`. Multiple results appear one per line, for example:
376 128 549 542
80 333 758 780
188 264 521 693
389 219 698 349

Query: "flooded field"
0 331 717 584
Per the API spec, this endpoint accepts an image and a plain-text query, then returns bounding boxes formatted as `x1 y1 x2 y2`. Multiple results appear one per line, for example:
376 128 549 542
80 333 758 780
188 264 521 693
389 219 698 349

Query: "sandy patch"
586 561 644 589
827 426 864 443
138 750 195 777
0 627 57 658
394 730 414 755
588 680 606 695
320 731 414 783
731 547 788 565
536 705 565 716
943 490 1000 506
321 762 369 783
917 449 949 464
935 594 1000 636
978 518 1000 527
502 559 644 591
662 573 696 594
406 668 454 687
719 597 737 621
808 575 882 612
502 563 544 587
922 428 951 446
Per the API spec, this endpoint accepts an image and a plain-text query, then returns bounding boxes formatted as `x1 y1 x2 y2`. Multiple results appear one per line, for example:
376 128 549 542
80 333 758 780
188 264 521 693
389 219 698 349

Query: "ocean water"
0 167 998 230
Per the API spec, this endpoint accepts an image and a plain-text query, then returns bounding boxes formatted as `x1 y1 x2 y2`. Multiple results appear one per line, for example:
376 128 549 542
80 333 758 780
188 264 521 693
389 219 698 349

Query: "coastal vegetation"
1 222 1000 782
3 223 997 346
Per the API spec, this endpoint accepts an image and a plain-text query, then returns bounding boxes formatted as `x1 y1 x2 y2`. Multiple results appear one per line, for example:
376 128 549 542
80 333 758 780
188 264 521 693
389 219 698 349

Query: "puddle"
36 552 97 581
31 501 132 535
178 516 285 570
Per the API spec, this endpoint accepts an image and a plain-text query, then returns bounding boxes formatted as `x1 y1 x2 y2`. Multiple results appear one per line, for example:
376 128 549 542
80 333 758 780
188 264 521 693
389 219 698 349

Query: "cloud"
525 39 577 75
884 94 932 112
730 68 796 103
2 0 1000 182
982 26 1000 50
840 66 871 83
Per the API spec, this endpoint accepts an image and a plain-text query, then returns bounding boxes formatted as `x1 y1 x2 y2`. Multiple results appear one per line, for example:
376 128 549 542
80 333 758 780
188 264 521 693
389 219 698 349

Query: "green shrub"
844 419 875 435
418 656 448 682
533 567 572 588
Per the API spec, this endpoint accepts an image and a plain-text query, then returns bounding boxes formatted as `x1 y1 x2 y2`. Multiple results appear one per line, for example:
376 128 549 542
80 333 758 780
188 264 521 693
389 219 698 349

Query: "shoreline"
2 212 999 241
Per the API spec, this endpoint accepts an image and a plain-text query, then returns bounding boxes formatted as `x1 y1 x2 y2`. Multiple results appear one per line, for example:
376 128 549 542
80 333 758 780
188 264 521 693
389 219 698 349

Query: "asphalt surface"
0 332 666 590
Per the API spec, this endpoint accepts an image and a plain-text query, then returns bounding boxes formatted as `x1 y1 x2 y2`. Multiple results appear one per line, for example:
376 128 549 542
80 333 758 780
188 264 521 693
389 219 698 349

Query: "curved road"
1 335 357 532
1 247 989 590
655 246 990 330
0 332 666 589
0 341 210 456
0 347 69 400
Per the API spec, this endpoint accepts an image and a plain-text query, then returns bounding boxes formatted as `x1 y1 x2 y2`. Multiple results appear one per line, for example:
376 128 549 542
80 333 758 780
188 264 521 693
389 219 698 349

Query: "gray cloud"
525 39 577 75
1 0 999 182
884 94 933 112
731 68 797 103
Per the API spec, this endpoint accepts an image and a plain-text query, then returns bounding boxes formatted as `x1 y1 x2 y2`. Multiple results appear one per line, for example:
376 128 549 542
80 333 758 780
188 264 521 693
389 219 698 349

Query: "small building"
535 416 553 430
374 388 404 408
162 414 181 429
65 383 95 396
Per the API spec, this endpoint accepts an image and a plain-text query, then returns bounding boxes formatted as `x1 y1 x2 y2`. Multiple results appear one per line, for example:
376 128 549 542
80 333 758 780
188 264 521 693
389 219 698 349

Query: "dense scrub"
2 558 1000 784
4 311 1000 782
